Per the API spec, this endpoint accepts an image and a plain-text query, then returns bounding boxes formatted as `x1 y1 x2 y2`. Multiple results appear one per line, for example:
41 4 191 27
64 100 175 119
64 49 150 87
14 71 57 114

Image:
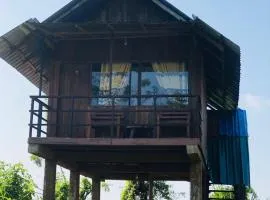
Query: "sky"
0 0 270 199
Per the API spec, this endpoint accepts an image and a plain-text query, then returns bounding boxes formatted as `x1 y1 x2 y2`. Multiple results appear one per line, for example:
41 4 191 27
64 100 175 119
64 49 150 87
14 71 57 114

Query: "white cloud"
239 93 270 110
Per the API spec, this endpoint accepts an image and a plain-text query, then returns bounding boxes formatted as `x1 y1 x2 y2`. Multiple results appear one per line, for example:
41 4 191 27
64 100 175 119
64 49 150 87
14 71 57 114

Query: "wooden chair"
87 111 124 138
156 111 191 138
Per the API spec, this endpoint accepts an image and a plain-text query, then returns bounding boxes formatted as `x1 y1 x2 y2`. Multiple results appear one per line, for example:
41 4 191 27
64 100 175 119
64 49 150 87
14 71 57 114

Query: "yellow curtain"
99 63 131 95
111 63 131 92
152 62 188 92
100 64 110 93
152 62 186 72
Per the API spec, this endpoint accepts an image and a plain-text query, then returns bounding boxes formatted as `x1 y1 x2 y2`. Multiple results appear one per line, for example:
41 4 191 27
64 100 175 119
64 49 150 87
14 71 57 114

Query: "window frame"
90 61 190 106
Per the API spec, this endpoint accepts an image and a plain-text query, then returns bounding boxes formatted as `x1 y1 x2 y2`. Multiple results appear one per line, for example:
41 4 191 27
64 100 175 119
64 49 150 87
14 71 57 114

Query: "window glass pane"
111 63 131 105
91 62 189 106
91 63 111 105
130 64 139 96
111 63 130 96
140 63 156 105
152 62 189 105
92 63 133 106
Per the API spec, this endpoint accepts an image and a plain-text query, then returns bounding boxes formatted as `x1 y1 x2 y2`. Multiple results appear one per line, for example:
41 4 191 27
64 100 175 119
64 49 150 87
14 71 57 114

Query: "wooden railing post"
37 102 42 137
154 95 157 138
111 97 115 138
29 97 34 138
70 97 75 138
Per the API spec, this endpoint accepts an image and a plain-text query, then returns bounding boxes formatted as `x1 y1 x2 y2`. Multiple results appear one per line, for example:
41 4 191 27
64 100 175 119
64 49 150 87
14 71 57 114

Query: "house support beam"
190 161 203 200
92 177 101 200
149 179 153 200
69 171 80 200
43 159 57 200
187 145 204 200
234 185 247 200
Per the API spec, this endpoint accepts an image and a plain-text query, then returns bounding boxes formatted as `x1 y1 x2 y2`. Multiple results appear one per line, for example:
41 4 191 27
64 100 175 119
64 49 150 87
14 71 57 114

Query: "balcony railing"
29 95 201 139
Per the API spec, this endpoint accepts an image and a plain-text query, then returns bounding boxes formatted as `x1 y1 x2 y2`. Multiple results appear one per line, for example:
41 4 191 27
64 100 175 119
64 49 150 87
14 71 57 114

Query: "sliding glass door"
91 62 189 106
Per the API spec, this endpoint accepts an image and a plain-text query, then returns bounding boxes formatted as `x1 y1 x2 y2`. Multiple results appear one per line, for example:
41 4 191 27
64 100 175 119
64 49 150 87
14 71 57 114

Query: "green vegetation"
210 185 259 200
121 180 174 200
30 155 110 200
0 161 36 200
55 173 109 200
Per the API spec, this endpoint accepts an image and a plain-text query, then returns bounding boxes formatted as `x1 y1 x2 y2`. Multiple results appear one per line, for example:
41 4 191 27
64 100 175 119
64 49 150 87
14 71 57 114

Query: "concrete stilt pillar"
92 177 101 200
43 159 57 200
69 171 80 200
190 161 203 200
149 180 153 200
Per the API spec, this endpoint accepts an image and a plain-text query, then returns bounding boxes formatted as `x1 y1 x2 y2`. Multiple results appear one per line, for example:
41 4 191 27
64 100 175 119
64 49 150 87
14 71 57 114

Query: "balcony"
29 94 201 140
28 95 202 180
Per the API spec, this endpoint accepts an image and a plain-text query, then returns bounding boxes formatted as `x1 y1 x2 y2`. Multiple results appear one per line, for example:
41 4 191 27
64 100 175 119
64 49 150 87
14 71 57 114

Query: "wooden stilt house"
0 0 250 199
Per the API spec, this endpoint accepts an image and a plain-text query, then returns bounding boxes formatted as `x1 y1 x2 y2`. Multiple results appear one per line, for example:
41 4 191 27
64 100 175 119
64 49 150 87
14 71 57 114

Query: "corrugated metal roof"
207 109 250 186
44 0 191 23
208 109 248 137
0 0 240 109
0 19 49 93
208 137 250 186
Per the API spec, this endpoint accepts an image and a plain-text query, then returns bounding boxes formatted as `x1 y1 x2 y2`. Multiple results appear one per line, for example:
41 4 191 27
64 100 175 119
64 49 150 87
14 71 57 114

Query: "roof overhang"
44 0 191 23
0 19 49 93
0 1 240 110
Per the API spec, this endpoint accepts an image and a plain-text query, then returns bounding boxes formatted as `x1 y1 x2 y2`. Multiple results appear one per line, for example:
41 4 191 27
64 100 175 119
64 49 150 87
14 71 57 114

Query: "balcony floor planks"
28 137 200 146
28 137 200 181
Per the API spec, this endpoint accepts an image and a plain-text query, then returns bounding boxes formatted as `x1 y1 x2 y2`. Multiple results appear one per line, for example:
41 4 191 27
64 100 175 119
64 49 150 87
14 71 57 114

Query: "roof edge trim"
152 0 187 21
44 0 88 23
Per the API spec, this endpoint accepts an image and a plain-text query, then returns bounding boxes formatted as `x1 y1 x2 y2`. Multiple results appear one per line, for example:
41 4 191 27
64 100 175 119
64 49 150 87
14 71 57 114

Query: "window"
91 62 188 106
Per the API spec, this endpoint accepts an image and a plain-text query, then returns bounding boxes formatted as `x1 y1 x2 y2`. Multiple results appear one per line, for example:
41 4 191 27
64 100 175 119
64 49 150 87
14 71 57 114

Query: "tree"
30 154 42 168
55 173 110 200
0 161 36 200
247 187 259 200
30 155 110 199
121 181 136 200
121 180 174 200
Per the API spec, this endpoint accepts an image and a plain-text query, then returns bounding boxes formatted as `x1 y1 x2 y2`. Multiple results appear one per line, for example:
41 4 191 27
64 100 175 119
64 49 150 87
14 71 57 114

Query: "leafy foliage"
79 178 92 200
30 155 110 199
55 173 69 200
246 187 259 200
0 161 36 200
55 174 109 200
152 181 173 200
210 185 259 200
121 180 173 200
121 181 136 200
30 155 42 168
